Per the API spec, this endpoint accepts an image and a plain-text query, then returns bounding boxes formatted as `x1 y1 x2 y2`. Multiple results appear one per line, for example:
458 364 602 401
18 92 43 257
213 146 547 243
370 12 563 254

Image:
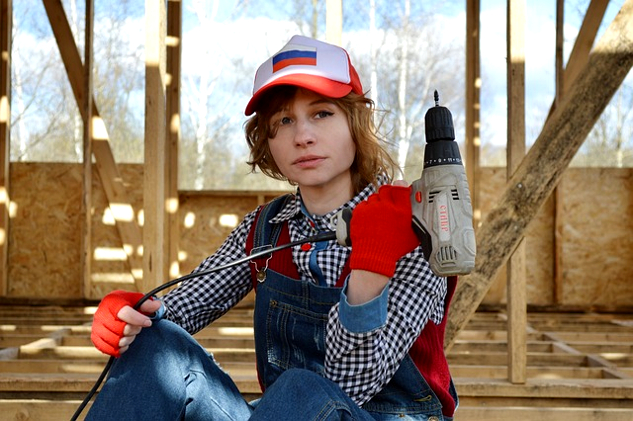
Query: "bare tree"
573 84 633 167
347 0 464 181
10 2 81 162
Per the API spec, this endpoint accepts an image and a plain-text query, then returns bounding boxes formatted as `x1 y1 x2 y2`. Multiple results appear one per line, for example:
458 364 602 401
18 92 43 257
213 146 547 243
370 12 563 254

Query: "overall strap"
246 194 299 289
245 194 351 289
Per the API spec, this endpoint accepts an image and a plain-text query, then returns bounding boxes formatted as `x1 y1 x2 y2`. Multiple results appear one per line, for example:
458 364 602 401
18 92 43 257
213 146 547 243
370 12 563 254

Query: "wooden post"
166 0 182 281
0 0 11 297
81 0 94 297
143 0 167 292
465 0 481 229
553 0 565 305
326 0 343 46
445 0 633 349
506 0 527 384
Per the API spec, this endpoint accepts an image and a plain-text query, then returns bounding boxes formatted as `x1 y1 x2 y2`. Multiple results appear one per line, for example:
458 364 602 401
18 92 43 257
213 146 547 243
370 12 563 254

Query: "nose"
293 119 315 147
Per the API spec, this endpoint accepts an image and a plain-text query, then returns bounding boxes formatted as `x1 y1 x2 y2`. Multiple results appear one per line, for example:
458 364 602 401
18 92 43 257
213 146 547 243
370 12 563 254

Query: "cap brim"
244 74 354 116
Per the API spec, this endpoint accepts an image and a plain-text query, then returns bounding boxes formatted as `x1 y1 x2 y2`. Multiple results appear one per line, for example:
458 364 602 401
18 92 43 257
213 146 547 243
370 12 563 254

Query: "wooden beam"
563 0 610 96
81 0 94 298
42 0 143 292
553 0 565 305
325 0 343 46
506 0 527 385
465 0 481 229
0 0 11 297
546 0 609 124
445 0 633 349
166 1 182 281
142 0 167 292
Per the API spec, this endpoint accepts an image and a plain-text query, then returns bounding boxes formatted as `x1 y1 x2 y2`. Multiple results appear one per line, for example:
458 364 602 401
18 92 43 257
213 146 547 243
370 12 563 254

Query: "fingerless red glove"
91 290 144 357
350 185 420 277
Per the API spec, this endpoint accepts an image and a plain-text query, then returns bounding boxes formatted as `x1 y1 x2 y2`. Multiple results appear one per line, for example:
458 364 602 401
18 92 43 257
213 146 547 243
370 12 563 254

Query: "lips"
293 155 325 166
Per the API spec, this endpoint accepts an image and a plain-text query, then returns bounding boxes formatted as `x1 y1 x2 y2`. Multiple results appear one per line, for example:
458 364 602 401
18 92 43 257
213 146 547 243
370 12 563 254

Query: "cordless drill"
334 91 476 277
410 91 476 276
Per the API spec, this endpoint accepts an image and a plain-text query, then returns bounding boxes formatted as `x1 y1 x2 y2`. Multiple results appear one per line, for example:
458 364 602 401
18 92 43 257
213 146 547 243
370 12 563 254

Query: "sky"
12 0 631 156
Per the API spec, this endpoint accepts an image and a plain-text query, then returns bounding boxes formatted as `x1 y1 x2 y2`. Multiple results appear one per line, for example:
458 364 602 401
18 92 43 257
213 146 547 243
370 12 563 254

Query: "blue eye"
280 116 292 125
316 111 333 119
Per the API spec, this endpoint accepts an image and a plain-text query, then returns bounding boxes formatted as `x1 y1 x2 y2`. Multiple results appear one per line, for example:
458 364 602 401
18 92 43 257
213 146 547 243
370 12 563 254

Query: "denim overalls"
86 196 456 421
248 195 456 420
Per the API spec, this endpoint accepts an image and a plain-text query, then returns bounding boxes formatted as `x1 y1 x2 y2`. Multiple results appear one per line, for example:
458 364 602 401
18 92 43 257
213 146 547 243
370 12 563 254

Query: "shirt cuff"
149 299 166 321
339 280 389 334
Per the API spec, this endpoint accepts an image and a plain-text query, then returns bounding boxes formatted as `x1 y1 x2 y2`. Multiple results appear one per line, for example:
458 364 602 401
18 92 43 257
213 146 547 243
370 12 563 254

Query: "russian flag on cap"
272 45 317 73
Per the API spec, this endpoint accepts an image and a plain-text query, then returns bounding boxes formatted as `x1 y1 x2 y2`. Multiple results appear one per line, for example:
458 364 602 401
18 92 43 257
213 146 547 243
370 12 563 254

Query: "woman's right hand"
90 290 162 357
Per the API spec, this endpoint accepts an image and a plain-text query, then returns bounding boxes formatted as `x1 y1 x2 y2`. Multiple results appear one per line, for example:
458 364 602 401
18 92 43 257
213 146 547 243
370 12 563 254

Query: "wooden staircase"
1 304 632 420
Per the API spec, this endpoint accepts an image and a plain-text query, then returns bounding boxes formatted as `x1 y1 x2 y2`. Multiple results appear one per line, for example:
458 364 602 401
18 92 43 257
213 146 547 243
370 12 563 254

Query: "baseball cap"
245 35 364 115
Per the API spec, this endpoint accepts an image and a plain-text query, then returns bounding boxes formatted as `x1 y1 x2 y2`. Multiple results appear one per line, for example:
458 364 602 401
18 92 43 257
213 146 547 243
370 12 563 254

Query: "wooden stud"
166 0 182 281
81 0 94 298
553 0 564 306
326 0 343 46
506 0 527 385
563 0 610 97
142 0 167 292
0 0 12 296
465 0 481 229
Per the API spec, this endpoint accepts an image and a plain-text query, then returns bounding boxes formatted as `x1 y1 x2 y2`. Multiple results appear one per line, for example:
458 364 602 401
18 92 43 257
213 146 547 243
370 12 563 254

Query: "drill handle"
333 203 431 256
411 215 433 262
333 208 353 247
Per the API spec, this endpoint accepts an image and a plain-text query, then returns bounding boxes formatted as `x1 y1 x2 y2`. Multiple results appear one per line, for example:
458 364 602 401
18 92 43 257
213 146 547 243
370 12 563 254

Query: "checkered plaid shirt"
162 181 447 406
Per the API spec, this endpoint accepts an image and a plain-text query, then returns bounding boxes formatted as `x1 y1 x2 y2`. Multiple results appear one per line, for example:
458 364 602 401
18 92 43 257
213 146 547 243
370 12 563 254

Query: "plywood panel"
559 168 633 307
9 163 83 298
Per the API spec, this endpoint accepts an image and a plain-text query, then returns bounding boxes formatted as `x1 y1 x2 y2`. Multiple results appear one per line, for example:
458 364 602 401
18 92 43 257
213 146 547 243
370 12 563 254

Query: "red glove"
91 290 144 357
350 185 420 277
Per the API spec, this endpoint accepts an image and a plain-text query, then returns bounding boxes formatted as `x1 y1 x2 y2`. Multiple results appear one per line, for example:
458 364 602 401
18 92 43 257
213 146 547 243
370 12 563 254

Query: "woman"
87 35 457 420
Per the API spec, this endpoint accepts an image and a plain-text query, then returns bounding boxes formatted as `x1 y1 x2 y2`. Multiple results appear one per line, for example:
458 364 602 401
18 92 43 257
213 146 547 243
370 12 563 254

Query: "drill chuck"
424 90 455 142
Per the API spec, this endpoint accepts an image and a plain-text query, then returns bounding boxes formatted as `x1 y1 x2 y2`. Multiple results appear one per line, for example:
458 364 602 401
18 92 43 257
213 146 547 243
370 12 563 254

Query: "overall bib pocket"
265 298 329 377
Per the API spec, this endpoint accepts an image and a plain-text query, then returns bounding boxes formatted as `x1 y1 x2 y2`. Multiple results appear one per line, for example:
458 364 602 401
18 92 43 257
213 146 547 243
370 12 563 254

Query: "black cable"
70 230 337 420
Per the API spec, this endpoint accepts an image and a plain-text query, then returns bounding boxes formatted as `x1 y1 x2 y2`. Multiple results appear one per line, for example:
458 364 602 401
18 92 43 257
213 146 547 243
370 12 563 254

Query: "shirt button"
428 417 440 421
301 243 312 251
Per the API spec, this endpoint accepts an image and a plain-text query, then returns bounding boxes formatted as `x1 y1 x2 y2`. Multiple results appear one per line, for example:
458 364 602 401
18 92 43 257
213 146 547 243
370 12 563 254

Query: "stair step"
12 345 256 363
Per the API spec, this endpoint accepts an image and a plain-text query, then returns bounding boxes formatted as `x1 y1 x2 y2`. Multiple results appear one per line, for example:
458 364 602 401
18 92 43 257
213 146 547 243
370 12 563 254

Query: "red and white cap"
245 35 363 115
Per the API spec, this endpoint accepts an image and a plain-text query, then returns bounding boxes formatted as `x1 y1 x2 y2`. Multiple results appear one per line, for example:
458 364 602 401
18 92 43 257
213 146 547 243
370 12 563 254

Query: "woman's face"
267 89 356 201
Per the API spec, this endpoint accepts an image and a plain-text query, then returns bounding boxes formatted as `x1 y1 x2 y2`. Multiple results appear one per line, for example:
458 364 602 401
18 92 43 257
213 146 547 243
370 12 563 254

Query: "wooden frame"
0 0 12 296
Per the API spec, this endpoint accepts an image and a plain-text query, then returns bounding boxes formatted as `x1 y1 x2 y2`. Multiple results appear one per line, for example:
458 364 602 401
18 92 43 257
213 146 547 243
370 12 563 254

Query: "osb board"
8 163 145 299
8 163 83 298
558 168 633 307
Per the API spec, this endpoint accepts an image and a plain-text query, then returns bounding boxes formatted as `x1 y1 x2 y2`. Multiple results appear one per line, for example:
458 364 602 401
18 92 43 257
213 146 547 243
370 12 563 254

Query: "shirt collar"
269 176 387 225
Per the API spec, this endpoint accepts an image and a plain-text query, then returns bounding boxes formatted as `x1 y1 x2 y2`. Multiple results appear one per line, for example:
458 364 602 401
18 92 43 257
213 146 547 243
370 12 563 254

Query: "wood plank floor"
1 305 632 420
